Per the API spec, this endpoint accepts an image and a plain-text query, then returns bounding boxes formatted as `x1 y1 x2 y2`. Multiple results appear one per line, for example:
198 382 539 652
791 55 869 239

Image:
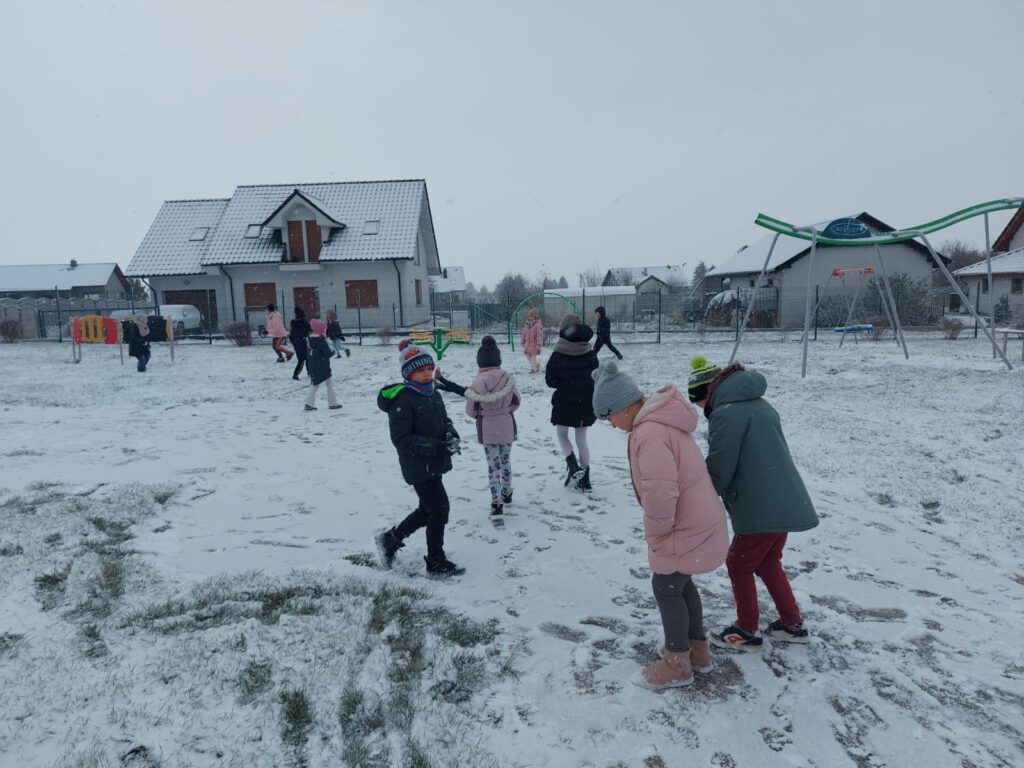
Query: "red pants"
726 532 801 632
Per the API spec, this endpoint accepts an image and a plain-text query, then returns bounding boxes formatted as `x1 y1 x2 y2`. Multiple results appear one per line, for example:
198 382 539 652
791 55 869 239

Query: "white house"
710 213 945 328
602 265 687 291
0 262 129 300
126 180 442 332
954 248 1024 321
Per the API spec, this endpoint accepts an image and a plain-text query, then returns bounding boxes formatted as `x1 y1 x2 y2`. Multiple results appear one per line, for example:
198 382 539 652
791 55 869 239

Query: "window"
245 225 262 238
415 279 423 306
244 282 277 308
1012 278 1023 295
189 227 209 241
345 279 379 308
363 220 380 235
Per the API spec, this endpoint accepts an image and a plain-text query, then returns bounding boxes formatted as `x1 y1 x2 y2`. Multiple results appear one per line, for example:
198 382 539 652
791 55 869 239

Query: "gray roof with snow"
127 180 430 276
0 263 124 292
607 265 687 285
954 248 1024 276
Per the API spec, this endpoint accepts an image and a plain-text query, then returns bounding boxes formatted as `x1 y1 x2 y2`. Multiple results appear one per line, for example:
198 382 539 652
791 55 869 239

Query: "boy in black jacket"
593 306 623 359
375 339 465 577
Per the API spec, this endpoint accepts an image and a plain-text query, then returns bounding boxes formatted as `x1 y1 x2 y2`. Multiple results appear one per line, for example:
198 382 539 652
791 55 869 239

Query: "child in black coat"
593 306 623 359
546 313 598 490
289 307 312 380
375 339 465 577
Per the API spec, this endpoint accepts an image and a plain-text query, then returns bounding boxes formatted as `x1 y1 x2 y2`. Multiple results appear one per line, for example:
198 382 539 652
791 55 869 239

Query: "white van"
159 305 204 336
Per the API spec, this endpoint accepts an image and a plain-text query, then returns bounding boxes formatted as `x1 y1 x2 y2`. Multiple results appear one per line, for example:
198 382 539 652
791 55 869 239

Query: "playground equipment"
729 199 1024 375
408 327 472 360
801 265 903 351
70 314 176 364
507 291 580 352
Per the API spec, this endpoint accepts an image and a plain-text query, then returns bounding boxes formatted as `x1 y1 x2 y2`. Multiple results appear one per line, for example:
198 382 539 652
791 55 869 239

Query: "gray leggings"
652 572 705 652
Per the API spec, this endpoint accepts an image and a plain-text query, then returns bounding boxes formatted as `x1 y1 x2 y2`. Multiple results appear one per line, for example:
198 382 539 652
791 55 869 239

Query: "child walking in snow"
304 319 342 411
592 306 623 360
463 336 520 517
375 339 465 577
265 303 293 363
545 313 598 490
289 307 312 380
593 361 729 689
520 308 544 374
325 309 350 359
687 356 819 650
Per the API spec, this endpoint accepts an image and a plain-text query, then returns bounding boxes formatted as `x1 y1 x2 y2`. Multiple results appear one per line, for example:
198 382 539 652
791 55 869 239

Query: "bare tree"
936 239 984 287
577 267 604 287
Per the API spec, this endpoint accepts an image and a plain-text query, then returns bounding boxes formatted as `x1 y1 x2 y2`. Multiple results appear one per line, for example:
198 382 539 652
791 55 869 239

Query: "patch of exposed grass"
0 542 24 556
237 660 273 705
343 552 378 568
80 623 109 658
339 683 389 767
151 487 177 506
34 563 72 609
438 615 500 648
0 632 25 656
403 740 433 768
44 532 62 546
27 480 63 492
280 687 314 747
432 650 488 704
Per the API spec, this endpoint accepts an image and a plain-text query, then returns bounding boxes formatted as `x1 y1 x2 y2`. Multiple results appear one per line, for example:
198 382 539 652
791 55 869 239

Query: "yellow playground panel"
407 327 472 359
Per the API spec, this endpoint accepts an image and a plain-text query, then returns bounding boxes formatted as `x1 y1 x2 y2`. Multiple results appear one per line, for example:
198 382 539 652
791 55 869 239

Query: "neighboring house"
709 213 945 328
0 262 129 300
953 248 1024 321
992 209 1024 254
540 285 637 323
126 180 442 332
429 266 467 304
602 265 687 291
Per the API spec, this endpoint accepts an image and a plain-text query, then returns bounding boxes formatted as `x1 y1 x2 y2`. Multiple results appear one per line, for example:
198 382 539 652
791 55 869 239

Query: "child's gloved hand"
440 433 461 456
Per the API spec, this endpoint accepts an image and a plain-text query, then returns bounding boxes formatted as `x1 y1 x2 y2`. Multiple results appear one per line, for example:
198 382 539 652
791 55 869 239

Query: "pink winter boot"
690 639 713 673
636 648 693 690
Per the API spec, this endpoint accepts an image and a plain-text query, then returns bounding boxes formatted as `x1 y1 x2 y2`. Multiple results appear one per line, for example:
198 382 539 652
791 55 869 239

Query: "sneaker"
304 404 316 411
764 619 810 644
490 502 503 517
374 529 404 569
501 489 513 505
276 358 285 363
710 625 764 651
329 404 342 410
292 375 300 381
424 555 466 577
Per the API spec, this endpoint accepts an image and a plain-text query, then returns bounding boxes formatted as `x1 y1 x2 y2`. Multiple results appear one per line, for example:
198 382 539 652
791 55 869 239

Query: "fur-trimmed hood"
465 370 517 403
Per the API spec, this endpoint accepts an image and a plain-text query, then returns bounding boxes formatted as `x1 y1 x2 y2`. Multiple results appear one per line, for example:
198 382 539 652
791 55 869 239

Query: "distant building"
126 180 442 331
429 266 467 303
602 265 687 291
953 248 1024 320
0 262 129 300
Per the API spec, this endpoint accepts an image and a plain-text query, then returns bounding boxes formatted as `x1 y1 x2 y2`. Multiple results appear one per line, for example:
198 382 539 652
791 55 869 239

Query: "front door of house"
293 287 320 319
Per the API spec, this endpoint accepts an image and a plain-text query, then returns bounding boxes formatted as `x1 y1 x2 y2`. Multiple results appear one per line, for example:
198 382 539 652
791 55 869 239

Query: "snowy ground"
1 332 1022 768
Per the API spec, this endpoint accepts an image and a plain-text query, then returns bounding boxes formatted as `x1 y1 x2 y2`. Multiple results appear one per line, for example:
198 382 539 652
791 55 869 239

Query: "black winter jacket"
307 337 334 385
596 314 611 339
289 318 311 355
127 325 150 358
325 320 345 341
377 383 460 486
545 350 598 427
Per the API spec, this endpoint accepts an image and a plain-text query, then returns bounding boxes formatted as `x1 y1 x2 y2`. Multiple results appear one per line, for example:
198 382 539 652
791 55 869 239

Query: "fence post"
55 287 63 343
357 288 363 345
657 288 662 343
206 290 213 344
974 281 981 338
582 288 586 318
449 294 453 328
506 288 512 345
813 285 819 341
393 302 397 329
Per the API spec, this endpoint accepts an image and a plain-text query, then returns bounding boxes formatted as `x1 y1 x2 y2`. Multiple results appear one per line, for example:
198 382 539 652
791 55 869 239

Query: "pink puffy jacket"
520 320 543 356
627 385 729 575
464 368 520 445
265 311 287 338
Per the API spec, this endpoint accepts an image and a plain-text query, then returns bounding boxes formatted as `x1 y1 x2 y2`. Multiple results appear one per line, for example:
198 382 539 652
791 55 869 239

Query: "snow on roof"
710 224 829 277
607 265 687 284
0 263 123 292
429 266 466 293
557 286 637 297
954 247 1024 276
127 180 428 276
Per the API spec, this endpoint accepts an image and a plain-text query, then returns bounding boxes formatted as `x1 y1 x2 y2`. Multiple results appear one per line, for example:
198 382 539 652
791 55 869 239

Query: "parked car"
158 304 204 336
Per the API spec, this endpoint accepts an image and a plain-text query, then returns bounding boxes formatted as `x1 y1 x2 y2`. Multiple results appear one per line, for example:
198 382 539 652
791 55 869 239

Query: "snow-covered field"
1 332 1022 768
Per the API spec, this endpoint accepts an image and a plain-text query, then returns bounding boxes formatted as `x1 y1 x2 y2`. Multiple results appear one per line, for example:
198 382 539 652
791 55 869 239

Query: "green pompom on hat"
687 355 721 403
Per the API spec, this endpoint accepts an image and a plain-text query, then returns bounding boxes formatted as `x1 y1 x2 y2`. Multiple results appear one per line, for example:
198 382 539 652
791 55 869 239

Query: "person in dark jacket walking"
127 316 151 372
375 339 465 577
303 319 342 411
592 306 623 360
325 309 350 359
289 307 312 380
546 313 599 490
689 358 819 651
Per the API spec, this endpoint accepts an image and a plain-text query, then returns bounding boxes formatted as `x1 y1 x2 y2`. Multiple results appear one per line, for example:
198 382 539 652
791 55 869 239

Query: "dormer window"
363 220 380 235
245 224 262 238
189 227 209 241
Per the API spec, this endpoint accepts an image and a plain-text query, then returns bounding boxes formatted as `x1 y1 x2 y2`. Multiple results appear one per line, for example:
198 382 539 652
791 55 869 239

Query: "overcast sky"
2 0 1022 289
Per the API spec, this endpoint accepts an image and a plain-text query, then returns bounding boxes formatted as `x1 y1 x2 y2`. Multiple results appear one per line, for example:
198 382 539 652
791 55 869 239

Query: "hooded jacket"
378 383 459 486
306 336 334 385
265 311 287 338
704 370 818 534
594 306 611 339
127 317 150 358
628 385 729 575
520 319 544 356
464 368 520 445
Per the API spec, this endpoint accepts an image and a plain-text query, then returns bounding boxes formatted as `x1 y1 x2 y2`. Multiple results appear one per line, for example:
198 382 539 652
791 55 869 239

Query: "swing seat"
832 324 874 335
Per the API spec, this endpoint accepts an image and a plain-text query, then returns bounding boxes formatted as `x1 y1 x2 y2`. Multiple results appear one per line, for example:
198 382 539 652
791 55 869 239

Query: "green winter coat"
704 370 818 535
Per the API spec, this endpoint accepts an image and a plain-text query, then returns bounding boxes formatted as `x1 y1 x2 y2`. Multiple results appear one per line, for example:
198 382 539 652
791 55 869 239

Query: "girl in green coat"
689 358 818 651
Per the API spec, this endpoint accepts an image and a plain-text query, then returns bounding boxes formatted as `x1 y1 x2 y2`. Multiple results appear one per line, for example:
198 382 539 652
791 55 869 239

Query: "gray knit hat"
591 361 643 419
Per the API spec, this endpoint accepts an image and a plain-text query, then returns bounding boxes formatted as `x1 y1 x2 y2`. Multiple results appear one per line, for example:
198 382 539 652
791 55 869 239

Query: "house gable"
993 208 1024 253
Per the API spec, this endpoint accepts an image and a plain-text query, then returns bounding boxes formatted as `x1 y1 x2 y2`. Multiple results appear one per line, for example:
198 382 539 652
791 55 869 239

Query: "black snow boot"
490 502 504 517
425 555 466 577
375 528 404 569
565 453 584 487
576 466 592 491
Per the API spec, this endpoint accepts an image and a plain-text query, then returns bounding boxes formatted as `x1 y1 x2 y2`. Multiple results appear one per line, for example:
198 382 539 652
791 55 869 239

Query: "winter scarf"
553 338 592 356
405 379 435 397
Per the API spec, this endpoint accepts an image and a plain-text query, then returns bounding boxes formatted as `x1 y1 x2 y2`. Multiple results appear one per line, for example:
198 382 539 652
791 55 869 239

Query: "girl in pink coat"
593 361 729 690
464 336 521 517
520 308 544 374
264 303 292 363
